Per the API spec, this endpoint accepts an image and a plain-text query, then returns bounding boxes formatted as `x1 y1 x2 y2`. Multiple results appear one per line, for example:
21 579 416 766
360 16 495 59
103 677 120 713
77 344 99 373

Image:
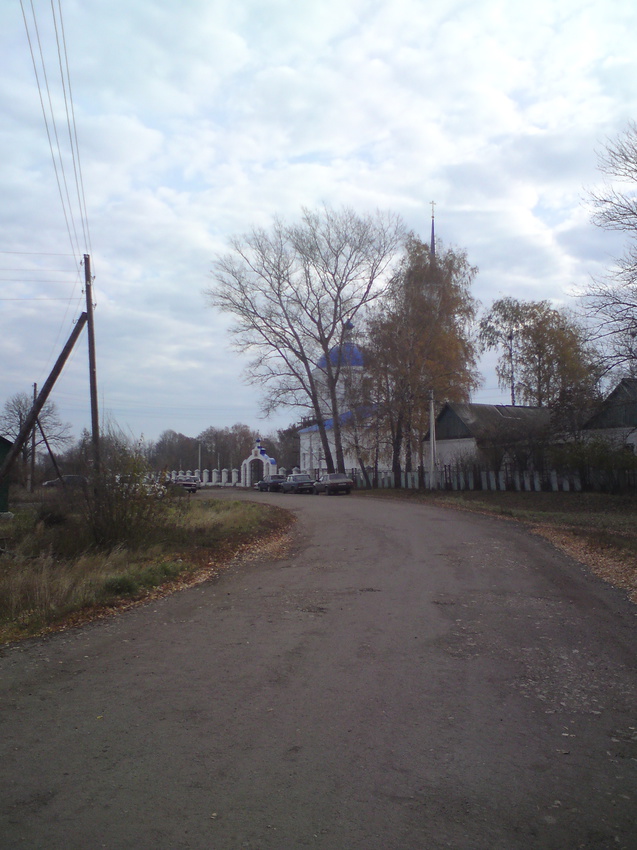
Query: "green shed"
0 436 12 513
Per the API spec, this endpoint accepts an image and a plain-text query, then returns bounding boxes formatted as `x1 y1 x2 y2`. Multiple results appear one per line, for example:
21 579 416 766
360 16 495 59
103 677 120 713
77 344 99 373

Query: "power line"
0 278 84 282
8 0 92 385
0 297 83 302
20 0 80 259
55 0 92 257
19 0 93 267
0 267 77 272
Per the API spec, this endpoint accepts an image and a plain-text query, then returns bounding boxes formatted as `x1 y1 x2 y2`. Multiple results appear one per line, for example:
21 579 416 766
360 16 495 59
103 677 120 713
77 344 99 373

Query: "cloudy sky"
1 0 636 444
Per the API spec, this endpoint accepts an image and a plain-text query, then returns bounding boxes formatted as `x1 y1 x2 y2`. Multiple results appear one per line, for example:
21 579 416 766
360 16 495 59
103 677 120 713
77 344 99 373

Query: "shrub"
549 437 637 492
82 436 171 551
103 575 139 596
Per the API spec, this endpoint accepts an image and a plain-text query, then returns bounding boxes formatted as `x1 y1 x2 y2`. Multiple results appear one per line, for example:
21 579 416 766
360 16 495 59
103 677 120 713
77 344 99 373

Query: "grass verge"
357 488 637 603
0 495 293 644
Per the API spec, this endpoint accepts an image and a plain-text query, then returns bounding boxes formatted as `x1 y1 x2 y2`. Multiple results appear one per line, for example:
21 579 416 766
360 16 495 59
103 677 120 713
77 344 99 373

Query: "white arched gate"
240 438 277 488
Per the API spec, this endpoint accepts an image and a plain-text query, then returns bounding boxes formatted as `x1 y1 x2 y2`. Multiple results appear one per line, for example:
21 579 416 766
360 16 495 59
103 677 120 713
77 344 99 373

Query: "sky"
1 0 636 445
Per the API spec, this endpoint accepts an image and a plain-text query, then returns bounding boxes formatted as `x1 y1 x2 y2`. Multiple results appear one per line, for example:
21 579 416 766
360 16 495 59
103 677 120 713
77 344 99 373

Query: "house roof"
430 402 551 442
583 378 637 430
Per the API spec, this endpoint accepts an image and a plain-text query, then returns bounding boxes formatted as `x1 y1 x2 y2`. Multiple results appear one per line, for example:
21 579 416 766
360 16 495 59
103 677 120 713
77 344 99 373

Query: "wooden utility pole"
429 390 437 490
29 382 37 492
84 255 100 473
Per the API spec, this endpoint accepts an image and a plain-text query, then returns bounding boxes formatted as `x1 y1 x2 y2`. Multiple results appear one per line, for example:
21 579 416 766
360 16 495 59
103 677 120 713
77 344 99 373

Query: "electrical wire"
54 0 92 258
0 297 83 301
18 1 93 270
20 0 81 259
0 278 82 282
17 0 94 392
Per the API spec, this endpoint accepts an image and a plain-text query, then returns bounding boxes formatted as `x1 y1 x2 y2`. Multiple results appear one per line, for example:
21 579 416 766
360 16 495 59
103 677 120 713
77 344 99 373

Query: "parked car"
256 474 287 492
171 475 199 493
42 474 88 488
313 472 353 495
281 473 316 494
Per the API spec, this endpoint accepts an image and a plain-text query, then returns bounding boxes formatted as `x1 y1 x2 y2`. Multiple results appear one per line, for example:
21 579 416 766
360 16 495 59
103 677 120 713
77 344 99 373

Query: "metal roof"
433 402 551 441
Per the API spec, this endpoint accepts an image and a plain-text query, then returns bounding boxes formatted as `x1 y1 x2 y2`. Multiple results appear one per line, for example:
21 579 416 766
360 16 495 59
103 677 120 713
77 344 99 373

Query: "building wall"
300 427 360 473
423 437 480 472
584 426 637 452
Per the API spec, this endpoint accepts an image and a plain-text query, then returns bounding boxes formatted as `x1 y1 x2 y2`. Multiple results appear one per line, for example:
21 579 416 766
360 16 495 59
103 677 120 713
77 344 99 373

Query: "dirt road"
1 491 636 849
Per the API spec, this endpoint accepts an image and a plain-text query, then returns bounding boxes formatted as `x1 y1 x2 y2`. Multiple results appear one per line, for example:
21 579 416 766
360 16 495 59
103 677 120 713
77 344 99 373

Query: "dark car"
281 473 315 494
256 474 287 492
313 472 353 495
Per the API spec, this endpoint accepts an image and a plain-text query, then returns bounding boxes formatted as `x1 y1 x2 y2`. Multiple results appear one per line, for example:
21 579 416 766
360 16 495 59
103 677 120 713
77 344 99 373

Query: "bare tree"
207 206 404 472
0 392 72 484
197 423 259 471
148 429 199 472
586 122 637 374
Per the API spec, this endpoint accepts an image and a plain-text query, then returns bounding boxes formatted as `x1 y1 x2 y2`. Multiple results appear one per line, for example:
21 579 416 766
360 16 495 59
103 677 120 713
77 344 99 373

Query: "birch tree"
366 236 480 486
480 297 602 431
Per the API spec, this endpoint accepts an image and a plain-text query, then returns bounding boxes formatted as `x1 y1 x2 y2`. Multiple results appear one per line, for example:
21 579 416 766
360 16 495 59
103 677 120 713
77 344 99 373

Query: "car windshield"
328 474 349 480
293 475 312 481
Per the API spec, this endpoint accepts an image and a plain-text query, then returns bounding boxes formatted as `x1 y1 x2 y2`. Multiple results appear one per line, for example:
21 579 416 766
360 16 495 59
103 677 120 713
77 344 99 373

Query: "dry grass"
0 495 293 644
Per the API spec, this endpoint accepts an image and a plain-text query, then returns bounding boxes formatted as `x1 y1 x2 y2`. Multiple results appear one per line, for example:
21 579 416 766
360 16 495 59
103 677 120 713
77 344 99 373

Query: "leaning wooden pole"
37 418 64 484
0 313 88 485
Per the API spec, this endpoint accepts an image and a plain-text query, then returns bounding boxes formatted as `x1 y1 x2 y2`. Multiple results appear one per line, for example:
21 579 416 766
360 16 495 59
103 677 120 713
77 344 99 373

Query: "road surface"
1 491 636 849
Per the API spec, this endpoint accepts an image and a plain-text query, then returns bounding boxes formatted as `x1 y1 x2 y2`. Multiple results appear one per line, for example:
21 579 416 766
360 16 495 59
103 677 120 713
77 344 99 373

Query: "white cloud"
1 0 637 437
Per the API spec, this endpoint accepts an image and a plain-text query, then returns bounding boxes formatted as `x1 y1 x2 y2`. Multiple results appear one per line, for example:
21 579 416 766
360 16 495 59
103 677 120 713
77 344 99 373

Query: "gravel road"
1 490 636 850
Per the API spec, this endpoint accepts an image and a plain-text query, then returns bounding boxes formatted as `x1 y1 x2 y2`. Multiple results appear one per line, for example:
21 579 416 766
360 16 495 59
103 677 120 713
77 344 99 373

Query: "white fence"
432 467 583 492
166 469 240 486
166 465 636 493
350 466 636 492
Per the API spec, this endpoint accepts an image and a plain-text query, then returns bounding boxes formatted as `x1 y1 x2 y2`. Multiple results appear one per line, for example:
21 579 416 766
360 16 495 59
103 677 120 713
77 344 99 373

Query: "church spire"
430 200 436 261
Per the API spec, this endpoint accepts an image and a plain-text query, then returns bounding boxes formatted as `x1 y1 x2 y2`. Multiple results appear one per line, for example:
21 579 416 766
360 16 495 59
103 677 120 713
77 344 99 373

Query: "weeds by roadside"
0 493 291 643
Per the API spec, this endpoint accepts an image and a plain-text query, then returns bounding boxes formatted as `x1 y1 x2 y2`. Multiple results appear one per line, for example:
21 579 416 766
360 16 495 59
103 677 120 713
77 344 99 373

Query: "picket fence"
351 468 583 492
350 466 637 493
167 465 636 493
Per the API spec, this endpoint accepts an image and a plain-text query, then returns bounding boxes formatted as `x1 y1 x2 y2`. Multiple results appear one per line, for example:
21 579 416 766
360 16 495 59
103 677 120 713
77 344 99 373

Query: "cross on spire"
430 200 436 260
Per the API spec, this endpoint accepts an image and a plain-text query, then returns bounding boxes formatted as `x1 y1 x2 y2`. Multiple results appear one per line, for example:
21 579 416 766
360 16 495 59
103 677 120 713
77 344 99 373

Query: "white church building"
298 339 366 475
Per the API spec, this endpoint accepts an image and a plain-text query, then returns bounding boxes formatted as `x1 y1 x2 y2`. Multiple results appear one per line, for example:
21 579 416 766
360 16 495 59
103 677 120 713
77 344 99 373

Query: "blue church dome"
317 342 364 370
